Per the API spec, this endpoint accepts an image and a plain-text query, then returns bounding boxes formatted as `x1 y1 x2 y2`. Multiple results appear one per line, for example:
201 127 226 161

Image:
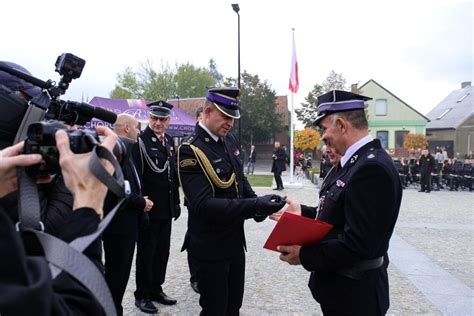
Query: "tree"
224 71 283 148
294 128 321 152
208 58 224 84
296 70 347 126
110 60 220 100
403 133 428 150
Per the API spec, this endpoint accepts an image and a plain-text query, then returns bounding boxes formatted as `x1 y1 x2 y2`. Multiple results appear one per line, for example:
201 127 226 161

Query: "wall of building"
455 114 474 156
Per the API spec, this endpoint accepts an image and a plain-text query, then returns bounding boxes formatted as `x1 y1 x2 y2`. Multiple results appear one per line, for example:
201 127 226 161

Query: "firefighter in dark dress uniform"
274 90 403 316
178 87 286 315
133 101 181 314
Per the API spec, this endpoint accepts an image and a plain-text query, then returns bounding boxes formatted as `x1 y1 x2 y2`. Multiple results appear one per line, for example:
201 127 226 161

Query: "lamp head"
232 3 240 13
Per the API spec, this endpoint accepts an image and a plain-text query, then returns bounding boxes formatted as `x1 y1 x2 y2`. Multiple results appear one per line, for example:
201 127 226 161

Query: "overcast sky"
1 0 472 126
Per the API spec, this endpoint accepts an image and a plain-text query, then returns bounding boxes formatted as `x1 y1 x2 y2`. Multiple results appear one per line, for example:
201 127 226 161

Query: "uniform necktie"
159 134 165 145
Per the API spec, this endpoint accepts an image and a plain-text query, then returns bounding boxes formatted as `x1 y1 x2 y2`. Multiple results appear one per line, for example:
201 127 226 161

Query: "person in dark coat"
418 149 434 193
319 145 333 180
178 87 286 315
271 141 287 190
102 114 154 315
273 90 402 316
133 101 181 313
0 127 119 315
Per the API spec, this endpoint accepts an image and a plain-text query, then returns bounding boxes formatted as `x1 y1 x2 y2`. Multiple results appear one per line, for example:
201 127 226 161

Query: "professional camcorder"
0 53 120 175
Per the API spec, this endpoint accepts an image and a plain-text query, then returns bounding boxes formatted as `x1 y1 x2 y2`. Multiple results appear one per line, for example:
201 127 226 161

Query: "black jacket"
299 139 402 315
178 125 258 260
419 154 435 174
248 149 256 163
133 126 180 221
271 147 287 173
104 138 145 237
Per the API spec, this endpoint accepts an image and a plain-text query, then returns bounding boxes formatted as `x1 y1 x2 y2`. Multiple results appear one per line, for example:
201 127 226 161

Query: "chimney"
461 81 471 89
351 83 359 93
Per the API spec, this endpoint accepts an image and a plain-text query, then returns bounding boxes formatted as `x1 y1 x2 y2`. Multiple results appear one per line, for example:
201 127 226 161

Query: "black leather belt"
337 256 384 280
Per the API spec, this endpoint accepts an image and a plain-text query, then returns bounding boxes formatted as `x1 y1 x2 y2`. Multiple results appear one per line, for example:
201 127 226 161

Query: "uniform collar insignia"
204 137 210 142
151 137 157 142
336 179 345 187
350 154 358 164
234 149 240 156
368 153 375 159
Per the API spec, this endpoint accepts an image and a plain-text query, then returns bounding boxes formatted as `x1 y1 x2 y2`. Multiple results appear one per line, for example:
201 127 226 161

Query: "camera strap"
16 144 129 316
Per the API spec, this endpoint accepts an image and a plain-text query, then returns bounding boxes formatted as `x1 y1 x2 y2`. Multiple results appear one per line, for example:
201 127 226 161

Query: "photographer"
0 127 118 315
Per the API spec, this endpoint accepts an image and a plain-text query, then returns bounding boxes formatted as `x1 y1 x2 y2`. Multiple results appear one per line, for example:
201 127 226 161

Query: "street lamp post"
231 3 241 147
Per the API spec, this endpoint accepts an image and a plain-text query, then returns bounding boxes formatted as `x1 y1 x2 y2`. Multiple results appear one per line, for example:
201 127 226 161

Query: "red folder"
264 212 333 252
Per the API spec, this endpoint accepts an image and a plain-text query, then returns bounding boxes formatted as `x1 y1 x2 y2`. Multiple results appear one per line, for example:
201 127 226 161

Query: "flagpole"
290 90 295 183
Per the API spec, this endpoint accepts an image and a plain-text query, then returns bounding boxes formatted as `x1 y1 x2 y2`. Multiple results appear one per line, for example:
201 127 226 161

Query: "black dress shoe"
135 299 157 314
151 292 177 305
272 187 280 190
190 281 200 294
278 187 284 191
418 190 425 192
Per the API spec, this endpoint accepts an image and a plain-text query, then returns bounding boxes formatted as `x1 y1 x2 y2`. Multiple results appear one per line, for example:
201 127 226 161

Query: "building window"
436 108 452 120
375 99 387 116
376 130 389 149
395 130 409 149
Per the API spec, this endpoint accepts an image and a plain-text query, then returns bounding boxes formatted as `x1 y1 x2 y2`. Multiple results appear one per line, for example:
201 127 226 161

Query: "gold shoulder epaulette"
190 144 236 189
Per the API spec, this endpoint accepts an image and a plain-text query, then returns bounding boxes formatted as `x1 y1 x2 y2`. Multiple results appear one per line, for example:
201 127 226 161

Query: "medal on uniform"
151 137 157 142
336 179 345 187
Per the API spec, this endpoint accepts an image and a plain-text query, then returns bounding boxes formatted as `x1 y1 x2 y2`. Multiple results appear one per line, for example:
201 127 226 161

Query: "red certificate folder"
264 212 333 251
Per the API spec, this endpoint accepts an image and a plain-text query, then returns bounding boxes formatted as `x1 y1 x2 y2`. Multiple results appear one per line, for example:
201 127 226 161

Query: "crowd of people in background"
394 148 474 192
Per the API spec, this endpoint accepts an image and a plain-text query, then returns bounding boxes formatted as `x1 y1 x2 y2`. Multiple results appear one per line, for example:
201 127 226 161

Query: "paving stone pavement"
121 166 473 315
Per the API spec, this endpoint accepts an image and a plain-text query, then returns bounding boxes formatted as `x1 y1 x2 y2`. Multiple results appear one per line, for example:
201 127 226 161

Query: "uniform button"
330 193 334 197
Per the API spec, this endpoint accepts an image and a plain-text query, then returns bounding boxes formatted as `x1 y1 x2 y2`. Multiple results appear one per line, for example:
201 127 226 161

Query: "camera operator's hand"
56 126 118 218
254 194 286 216
0 141 42 198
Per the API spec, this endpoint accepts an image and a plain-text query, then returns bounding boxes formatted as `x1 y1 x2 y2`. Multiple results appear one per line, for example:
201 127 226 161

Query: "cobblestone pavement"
122 167 473 315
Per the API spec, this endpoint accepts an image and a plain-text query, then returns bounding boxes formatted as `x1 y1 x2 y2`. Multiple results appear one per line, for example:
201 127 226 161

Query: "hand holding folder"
264 212 333 251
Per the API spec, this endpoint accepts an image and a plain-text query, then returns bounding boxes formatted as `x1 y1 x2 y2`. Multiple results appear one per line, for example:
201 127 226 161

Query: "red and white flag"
288 32 299 93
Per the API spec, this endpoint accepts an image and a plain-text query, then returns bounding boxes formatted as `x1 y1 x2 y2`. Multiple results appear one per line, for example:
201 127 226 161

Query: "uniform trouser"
420 172 431 191
274 171 283 188
188 251 198 283
103 233 137 316
195 250 245 316
135 219 172 299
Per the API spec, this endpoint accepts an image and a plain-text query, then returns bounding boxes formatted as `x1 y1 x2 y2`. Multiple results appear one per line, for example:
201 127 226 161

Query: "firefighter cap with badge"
206 87 241 119
313 90 372 125
147 100 174 118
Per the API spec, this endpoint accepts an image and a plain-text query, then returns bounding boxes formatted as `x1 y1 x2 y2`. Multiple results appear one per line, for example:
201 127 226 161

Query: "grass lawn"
245 174 273 187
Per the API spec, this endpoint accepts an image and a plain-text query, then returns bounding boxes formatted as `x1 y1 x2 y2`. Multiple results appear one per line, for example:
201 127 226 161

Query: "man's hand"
270 197 301 221
144 196 154 212
0 141 42 198
255 194 286 216
56 126 118 218
277 245 302 265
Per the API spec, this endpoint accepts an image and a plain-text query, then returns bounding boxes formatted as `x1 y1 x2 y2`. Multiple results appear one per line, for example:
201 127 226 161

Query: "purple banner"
83 97 195 135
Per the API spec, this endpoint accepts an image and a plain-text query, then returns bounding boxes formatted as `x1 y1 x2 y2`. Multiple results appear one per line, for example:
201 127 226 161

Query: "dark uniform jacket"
178 125 258 260
133 126 180 221
104 139 145 238
419 154 435 174
299 139 402 315
271 147 287 173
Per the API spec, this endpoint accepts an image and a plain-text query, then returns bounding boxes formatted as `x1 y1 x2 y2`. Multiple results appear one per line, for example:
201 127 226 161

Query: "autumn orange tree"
294 128 321 152
403 133 428 150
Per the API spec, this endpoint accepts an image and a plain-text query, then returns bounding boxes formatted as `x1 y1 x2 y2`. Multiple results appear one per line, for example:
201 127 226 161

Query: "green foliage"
110 59 224 100
296 70 347 127
225 71 283 148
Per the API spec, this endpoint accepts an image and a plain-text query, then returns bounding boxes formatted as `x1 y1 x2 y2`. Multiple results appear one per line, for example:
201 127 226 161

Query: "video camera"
0 53 120 176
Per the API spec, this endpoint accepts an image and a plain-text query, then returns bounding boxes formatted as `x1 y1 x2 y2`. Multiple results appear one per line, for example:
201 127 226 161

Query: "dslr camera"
0 53 120 176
